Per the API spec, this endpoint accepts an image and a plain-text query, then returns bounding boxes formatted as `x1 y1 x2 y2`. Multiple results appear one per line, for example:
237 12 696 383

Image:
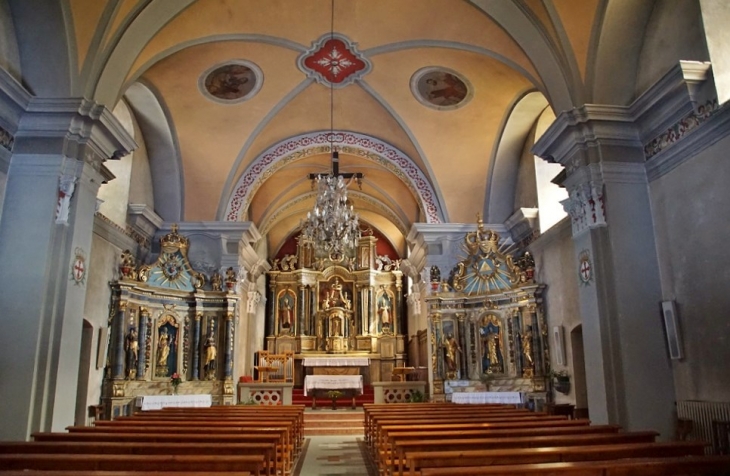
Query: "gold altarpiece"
102 226 239 418
426 218 548 404
266 234 406 384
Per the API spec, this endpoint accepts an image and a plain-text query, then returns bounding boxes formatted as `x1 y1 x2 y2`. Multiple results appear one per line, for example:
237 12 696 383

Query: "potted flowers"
170 372 182 394
327 390 343 410
551 370 571 395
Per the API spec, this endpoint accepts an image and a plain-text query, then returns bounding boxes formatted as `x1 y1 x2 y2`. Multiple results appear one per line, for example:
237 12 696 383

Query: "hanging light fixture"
300 0 363 257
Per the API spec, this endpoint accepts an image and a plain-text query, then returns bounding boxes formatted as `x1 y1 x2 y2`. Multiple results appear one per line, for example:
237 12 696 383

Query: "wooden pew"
375 418 589 464
0 472 250 476
0 454 266 475
403 441 707 476
0 442 276 476
418 455 730 475
388 431 659 476
49 427 290 474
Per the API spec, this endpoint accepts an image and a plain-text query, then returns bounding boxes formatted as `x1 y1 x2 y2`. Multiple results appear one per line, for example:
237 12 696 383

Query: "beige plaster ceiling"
65 0 602 257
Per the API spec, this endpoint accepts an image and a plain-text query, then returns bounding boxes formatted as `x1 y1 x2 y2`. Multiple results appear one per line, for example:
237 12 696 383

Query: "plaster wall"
81 233 120 422
529 218 581 405
98 101 135 227
635 0 709 99
0 0 19 80
127 108 154 209
650 131 730 402
513 125 538 211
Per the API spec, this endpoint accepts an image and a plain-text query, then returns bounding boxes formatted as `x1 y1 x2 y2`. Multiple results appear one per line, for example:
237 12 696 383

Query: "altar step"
303 409 364 436
291 385 375 408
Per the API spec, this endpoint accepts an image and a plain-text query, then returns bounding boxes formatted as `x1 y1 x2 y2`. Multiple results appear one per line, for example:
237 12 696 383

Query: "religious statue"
377 288 392 328
279 293 294 329
124 327 138 379
429 265 441 283
120 250 137 280
521 326 534 375
225 267 237 291
156 328 174 376
321 278 350 309
204 331 217 379
442 333 461 374
210 271 223 291
483 332 502 373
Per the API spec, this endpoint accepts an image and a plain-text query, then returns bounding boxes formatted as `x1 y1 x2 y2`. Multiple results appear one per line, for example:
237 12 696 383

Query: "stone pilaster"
0 98 135 439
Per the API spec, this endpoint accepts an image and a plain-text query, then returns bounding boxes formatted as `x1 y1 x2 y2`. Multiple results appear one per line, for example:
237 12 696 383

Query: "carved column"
112 301 128 380
394 274 404 335
456 313 467 378
367 286 375 335
136 307 149 380
192 312 202 380
224 312 234 380
298 285 306 335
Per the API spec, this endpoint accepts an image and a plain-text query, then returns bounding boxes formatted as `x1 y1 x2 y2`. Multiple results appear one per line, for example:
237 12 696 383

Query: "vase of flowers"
327 390 343 410
170 372 182 395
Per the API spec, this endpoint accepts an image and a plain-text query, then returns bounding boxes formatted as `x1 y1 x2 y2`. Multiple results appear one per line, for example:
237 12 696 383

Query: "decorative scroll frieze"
644 99 720 159
0 125 14 152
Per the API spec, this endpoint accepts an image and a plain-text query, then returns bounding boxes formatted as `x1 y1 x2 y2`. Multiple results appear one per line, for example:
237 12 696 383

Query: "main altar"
265 231 406 384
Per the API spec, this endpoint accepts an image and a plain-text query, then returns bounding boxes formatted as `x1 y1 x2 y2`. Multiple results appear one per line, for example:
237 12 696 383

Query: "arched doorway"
570 324 589 419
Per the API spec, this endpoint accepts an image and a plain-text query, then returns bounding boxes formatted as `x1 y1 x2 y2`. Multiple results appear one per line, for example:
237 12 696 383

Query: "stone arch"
223 131 444 224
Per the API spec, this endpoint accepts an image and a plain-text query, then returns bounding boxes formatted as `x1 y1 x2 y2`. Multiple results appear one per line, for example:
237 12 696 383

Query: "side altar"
427 216 548 407
102 225 239 418
266 231 406 384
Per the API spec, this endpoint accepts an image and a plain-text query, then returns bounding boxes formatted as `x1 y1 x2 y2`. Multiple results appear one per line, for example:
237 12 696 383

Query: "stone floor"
293 435 376 476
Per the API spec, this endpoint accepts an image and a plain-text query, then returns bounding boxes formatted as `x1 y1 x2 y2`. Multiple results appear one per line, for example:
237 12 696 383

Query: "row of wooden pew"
0 404 306 476
363 402 730 476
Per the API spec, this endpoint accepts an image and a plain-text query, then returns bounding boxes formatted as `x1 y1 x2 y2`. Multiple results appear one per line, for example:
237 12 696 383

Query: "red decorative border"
225 132 442 223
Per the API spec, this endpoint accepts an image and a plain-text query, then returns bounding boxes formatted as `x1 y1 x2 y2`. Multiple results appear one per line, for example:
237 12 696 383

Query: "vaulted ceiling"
12 0 645 257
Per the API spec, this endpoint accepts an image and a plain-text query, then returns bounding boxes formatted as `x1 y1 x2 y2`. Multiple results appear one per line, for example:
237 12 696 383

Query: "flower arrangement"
170 372 182 393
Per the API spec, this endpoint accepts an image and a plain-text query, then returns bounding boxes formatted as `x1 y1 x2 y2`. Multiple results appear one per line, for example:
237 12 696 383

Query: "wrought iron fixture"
300 0 363 257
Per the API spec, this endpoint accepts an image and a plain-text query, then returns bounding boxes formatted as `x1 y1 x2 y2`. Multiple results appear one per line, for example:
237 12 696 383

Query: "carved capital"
562 178 606 236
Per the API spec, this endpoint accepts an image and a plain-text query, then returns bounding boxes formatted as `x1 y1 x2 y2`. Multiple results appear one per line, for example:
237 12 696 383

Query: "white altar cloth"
303 375 363 396
138 394 212 411
303 357 369 367
451 391 522 405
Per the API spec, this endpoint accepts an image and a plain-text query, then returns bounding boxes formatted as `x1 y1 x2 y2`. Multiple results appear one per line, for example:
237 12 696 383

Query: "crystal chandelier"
300 0 362 257
300 154 361 256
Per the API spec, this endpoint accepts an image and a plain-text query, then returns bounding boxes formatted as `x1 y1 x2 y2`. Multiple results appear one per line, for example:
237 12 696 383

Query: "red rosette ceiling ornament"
297 33 371 88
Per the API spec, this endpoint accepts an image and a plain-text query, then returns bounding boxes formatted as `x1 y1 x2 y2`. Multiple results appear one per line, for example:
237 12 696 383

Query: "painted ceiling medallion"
297 33 371 88
200 60 262 103
411 67 473 110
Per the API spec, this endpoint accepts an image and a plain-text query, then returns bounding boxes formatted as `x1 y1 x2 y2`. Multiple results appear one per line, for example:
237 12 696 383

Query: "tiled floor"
294 435 376 476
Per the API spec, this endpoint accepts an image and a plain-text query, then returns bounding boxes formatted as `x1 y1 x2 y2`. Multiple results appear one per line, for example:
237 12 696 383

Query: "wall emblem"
578 250 592 285
200 61 263 103
70 247 87 286
297 33 371 88
411 67 472 110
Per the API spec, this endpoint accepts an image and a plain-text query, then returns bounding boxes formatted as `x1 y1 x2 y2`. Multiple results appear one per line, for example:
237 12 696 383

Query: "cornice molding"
16 98 137 162
0 69 31 131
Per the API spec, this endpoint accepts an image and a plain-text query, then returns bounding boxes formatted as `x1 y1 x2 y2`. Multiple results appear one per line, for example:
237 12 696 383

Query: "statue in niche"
124 327 139 379
321 278 350 310
204 330 217 380
480 316 503 374
377 287 392 330
442 333 461 374
155 324 177 377
521 326 534 376
278 292 294 331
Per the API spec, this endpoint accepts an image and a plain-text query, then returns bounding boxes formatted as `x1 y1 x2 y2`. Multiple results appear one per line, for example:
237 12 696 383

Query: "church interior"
1 0 730 468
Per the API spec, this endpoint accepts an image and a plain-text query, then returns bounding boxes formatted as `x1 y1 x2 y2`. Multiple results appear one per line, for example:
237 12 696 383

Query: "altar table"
302 357 370 367
451 391 522 405
137 394 212 411
304 375 363 409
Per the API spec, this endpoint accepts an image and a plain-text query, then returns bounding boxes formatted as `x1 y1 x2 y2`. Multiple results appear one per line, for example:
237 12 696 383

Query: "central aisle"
294 435 376 476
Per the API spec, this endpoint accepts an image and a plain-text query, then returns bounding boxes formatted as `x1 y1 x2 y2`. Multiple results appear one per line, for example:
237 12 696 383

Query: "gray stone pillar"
0 99 134 440
533 105 675 438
